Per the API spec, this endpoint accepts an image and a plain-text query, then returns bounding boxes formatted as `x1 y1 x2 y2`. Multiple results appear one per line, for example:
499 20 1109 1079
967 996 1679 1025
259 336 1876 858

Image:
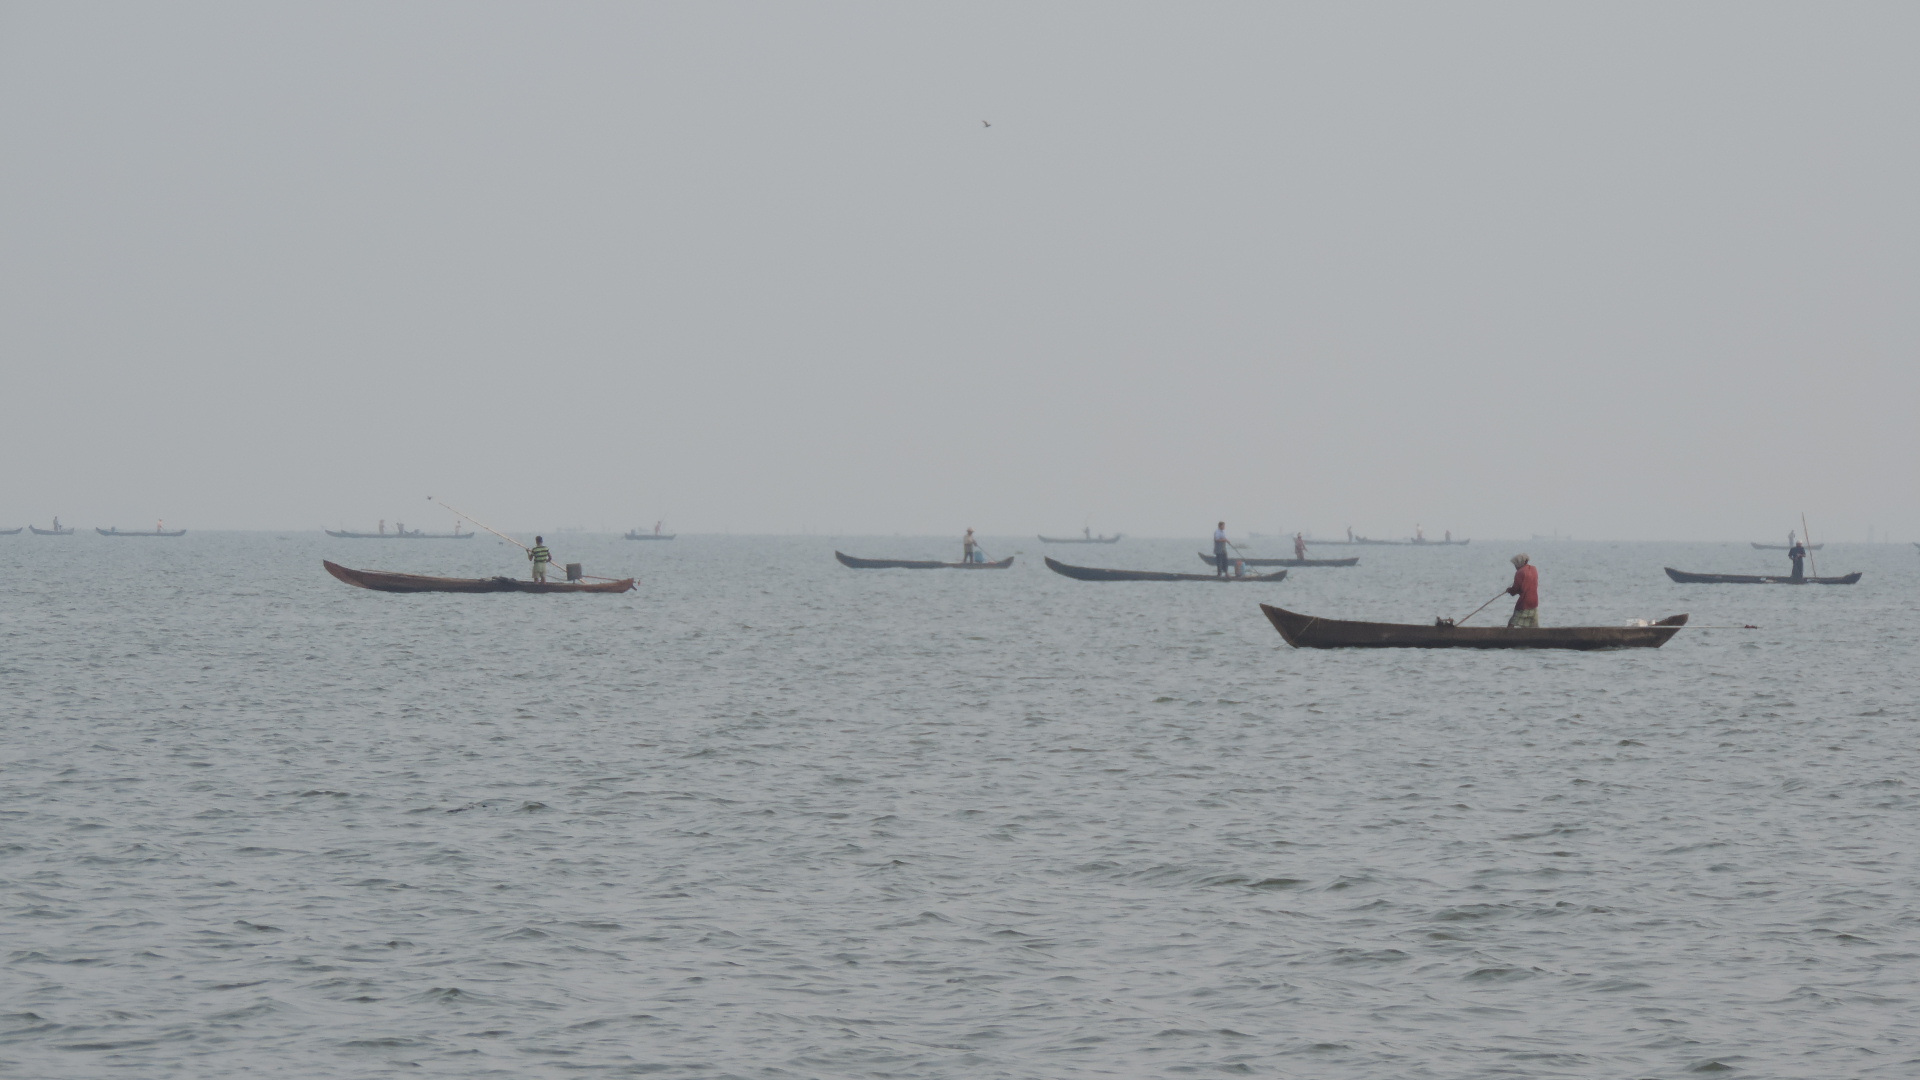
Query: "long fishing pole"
427 497 626 582
428 496 526 550
1454 589 1509 626
1801 512 1820 578
1222 535 1254 573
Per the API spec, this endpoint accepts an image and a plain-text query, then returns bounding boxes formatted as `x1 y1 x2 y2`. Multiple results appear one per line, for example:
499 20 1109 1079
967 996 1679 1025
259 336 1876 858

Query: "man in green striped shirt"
528 536 553 582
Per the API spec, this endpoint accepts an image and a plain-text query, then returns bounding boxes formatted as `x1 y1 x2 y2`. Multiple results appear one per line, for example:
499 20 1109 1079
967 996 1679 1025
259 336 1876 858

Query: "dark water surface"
3 534 1917 1078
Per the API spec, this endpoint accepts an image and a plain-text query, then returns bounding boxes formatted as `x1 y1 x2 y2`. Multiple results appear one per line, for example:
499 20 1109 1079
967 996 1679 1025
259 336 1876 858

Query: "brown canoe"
1260 604 1686 650
323 560 634 593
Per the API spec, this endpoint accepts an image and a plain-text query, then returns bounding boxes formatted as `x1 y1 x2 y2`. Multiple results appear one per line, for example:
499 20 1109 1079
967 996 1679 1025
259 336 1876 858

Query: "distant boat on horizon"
1309 527 1467 546
1038 531 1122 543
30 518 74 535
326 525 474 539
626 521 674 540
99 526 186 537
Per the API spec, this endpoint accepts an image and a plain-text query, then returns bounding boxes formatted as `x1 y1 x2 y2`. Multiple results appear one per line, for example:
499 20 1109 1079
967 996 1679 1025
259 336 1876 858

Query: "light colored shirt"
1213 529 1227 544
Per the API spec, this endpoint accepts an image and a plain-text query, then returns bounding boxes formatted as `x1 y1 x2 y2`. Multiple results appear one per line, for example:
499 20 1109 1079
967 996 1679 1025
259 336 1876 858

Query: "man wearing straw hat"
1506 553 1539 628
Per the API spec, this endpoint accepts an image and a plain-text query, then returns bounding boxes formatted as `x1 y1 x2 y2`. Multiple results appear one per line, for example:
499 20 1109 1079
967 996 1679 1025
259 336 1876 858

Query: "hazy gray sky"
4 3 1914 539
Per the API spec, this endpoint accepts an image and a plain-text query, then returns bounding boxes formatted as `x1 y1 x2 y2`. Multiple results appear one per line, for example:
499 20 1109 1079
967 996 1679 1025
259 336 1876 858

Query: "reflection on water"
2 534 1917 1077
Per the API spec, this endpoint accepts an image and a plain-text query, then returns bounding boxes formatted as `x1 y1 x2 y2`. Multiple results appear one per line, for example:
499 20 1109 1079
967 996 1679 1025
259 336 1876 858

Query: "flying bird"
982 120 991 128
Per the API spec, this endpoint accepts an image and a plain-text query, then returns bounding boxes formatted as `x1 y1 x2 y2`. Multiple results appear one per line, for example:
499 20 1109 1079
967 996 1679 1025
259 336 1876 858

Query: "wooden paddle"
1454 589 1509 626
1801 512 1820 578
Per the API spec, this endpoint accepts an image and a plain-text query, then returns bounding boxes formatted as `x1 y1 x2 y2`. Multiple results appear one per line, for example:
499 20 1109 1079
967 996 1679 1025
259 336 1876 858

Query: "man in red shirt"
1507 553 1539 627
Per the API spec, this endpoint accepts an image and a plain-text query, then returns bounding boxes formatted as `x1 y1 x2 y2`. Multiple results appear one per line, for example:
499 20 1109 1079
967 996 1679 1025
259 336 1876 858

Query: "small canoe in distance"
29 525 74 535
0 528 19 535
1750 542 1823 550
1046 556 1285 582
1310 536 1469 546
323 560 634 593
625 531 676 540
98 527 187 537
1261 604 1687 650
1198 552 1358 568
325 529 474 539
1665 567 1860 585
1038 534 1122 543
836 551 1013 569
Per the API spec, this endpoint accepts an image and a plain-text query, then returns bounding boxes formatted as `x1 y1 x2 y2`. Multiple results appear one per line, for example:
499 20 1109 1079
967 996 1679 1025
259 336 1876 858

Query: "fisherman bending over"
1213 522 1230 578
1506 553 1539 627
529 535 553 582
1787 538 1807 581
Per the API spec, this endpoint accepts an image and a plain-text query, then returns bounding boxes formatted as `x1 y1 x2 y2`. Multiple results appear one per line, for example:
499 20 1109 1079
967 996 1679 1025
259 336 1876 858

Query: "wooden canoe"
625 532 676 540
0 528 19 535
1198 553 1358 568
1261 604 1687 650
1309 536 1469 546
1665 567 1860 585
1750 542 1823 550
28 525 74 535
97 527 186 536
323 560 634 593
836 551 1013 569
325 529 474 539
1046 556 1285 582
1037 534 1122 543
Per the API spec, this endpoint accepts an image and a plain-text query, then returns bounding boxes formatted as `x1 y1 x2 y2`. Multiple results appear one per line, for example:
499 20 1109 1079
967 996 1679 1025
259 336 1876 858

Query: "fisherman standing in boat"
529 535 553 582
1213 521 1230 578
1294 532 1307 561
1787 537 1808 581
1506 553 1539 627
963 528 980 564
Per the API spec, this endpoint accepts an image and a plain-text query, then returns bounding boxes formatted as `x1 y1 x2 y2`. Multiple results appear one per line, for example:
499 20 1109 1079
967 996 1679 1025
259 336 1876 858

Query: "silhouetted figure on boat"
1788 540 1807 582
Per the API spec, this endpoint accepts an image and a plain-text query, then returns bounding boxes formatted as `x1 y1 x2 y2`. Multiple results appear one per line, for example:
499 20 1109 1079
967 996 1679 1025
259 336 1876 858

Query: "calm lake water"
3 533 1917 1078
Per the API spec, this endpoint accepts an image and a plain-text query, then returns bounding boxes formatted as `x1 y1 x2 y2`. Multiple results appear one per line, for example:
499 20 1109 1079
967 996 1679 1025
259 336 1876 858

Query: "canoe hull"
1047 557 1285 582
836 551 1013 569
1665 567 1860 585
1037 535 1122 543
1199 553 1358 568
28 526 74 535
625 533 676 540
325 530 474 539
1261 604 1686 650
323 560 634 593
97 528 186 536
1313 537 1469 546
1750 542 1823 550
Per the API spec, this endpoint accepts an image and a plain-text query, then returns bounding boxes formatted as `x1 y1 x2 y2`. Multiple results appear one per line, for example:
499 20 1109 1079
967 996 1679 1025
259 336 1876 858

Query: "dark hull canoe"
97 528 186 536
1261 604 1687 650
836 551 1013 569
625 533 676 540
1750 542 1822 550
1665 567 1860 585
1047 556 1285 582
1199 553 1358 568
325 529 474 539
0 528 19 535
323 560 634 593
1307 537 1468 546
1037 534 1122 543
29 526 74 535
